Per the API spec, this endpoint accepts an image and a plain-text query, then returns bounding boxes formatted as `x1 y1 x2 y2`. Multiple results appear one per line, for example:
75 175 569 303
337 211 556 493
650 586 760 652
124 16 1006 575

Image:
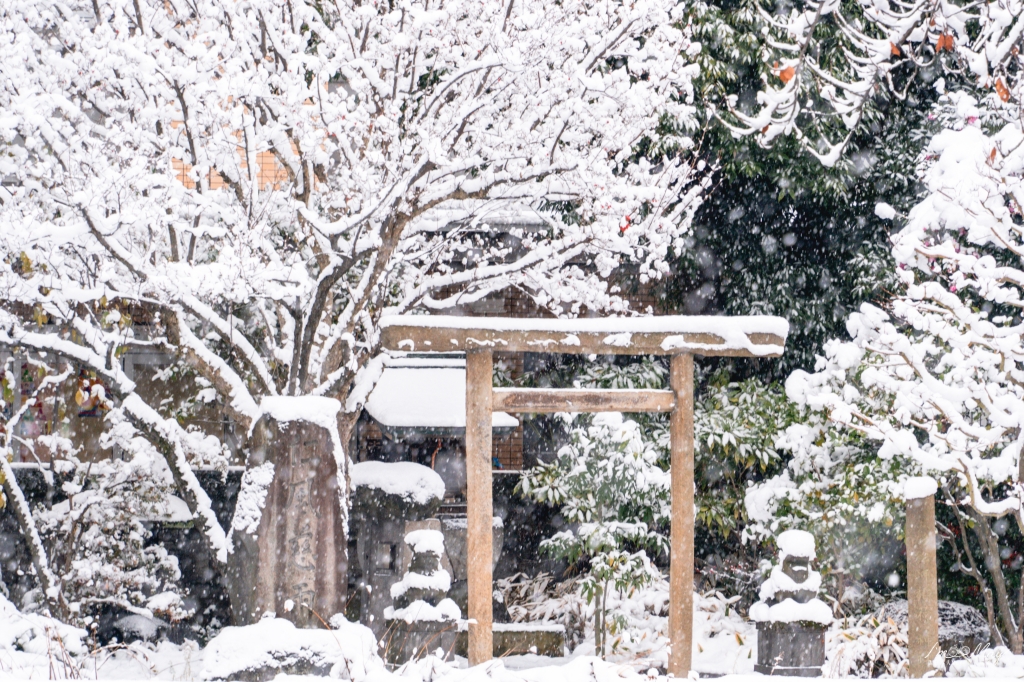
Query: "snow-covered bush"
495 571 755 672
0 590 89 678
37 453 191 629
521 413 666 656
743 413 907 611
572 358 796 539
576 578 755 672
948 646 1024 678
826 612 908 678
0 351 191 630
496 573 589 647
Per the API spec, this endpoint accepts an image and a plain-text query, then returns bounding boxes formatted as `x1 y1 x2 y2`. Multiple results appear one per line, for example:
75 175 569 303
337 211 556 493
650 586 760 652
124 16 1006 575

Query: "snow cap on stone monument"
776 529 816 562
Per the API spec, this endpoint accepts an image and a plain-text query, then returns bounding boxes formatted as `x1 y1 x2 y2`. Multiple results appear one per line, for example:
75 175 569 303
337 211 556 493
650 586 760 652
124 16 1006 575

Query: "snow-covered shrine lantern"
750 530 831 676
356 356 515 639
379 314 789 675
350 461 447 634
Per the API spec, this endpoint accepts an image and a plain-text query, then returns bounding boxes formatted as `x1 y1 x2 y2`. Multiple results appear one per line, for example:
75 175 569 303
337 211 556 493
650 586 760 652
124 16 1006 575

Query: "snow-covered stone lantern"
750 530 832 676
382 529 461 664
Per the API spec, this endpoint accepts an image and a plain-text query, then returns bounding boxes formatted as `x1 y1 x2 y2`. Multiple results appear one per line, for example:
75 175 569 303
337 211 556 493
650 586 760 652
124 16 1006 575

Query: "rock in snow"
881 599 991 653
201 616 384 681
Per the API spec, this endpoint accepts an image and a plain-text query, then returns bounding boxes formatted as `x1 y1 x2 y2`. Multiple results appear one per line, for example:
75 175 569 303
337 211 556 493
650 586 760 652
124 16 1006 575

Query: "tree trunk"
969 510 1023 653
601 580 609 659
0 452 58 614
226 414 348 627
947 500 1003 647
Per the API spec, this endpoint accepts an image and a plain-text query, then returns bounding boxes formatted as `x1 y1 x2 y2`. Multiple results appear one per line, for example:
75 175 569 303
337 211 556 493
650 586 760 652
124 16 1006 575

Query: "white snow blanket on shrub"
0 593 87 660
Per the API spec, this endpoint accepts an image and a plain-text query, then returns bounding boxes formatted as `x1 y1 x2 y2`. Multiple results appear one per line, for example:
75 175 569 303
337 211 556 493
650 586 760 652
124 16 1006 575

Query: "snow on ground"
2 589 1022 680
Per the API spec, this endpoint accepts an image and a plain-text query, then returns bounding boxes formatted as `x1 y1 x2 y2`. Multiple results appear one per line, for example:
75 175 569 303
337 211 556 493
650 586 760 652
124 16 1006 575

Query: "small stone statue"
775 552 818 603
386 529 460 618
383 529 461 665
751 530 832 676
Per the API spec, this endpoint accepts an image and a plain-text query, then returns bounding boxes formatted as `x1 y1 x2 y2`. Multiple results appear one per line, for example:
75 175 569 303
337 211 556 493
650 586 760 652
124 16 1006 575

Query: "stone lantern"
383 529 461 665
750 530 833 676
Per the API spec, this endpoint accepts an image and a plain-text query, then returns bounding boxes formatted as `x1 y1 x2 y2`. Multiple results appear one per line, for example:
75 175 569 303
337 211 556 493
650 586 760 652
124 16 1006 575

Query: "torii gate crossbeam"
380 315 788 675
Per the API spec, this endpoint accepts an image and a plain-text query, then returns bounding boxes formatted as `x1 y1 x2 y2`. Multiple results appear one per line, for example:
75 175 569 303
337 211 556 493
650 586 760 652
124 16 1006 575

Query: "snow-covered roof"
364 356 519 431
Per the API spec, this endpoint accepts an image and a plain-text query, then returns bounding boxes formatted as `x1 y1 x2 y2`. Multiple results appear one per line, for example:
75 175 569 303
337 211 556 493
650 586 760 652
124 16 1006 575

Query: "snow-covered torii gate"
380 315 789 674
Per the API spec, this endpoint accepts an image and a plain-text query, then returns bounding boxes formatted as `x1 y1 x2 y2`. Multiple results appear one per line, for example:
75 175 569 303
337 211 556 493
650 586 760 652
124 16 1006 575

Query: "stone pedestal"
383 620 461 665
755 621 826 677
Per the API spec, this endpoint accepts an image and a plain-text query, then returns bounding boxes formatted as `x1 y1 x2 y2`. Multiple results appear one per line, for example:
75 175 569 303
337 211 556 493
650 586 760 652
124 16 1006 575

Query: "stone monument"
750 530 832 676
382 529 461 664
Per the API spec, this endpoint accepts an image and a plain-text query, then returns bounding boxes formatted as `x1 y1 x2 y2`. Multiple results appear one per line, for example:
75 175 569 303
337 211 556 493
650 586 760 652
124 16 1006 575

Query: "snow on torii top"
379 315 789 357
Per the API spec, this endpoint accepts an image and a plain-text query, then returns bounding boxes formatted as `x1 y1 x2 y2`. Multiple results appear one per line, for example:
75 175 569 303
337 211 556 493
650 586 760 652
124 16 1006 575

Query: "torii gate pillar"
905 482 939 677
465 349 494 665
668 354 695 675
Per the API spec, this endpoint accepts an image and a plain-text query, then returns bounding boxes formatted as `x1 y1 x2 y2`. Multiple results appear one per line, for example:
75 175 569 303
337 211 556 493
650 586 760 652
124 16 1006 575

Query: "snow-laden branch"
0 316 230 560
120 395 229 561
725 0 1021 163
1 0 706 575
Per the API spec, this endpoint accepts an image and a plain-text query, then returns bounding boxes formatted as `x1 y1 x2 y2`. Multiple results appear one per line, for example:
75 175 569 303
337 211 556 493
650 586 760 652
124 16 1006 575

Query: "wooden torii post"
904 478 940 677
380 315 789 674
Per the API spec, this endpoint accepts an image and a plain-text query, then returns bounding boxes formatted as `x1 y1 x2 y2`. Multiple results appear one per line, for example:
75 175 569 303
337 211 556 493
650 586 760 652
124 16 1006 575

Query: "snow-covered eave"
379 314 789 357
409 200 551 234
363 357 520 434
366 416 519 440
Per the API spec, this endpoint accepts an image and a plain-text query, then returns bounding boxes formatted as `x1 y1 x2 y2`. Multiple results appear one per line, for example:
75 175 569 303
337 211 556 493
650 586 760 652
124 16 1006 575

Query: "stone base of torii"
379 315 939 677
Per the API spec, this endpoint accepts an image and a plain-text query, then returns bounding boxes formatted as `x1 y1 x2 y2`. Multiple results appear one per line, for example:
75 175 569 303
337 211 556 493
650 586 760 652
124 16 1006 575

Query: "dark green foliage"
666 174 897 379
653 0 963 381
